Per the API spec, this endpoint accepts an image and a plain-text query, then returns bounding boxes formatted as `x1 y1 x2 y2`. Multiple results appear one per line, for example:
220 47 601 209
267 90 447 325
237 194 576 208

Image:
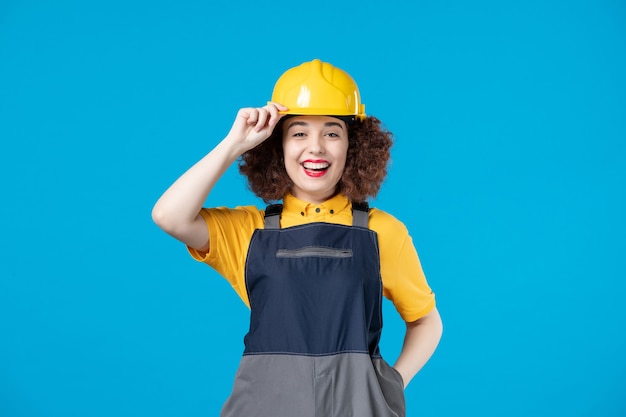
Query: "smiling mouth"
302 161 330 177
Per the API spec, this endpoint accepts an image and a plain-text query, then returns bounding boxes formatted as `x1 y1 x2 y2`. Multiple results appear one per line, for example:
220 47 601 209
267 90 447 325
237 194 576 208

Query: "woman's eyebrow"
286 121 345 130
287 120 343 130
286 121 308 129
324 122 344 129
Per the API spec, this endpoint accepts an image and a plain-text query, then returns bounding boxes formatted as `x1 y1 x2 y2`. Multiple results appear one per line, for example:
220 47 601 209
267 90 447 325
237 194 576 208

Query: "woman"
152 59 443 417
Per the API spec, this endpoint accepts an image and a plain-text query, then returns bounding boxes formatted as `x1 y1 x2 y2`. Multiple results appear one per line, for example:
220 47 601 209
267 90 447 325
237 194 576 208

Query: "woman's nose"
308 135 325 154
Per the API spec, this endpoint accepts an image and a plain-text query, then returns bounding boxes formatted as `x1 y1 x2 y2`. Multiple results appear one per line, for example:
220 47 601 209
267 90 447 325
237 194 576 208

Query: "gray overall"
220 203 406 417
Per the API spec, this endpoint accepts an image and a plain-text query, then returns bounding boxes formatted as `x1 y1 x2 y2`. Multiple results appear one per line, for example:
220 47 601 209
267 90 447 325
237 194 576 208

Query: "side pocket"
373 359 406 417
389 366 405 389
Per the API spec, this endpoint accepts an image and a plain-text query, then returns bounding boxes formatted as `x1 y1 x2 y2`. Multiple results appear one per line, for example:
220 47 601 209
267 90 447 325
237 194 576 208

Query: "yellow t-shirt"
188 193 435 323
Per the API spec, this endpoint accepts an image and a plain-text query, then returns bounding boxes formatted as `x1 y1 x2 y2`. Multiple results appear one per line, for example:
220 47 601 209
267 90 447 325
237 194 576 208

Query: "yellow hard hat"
269 59 366 121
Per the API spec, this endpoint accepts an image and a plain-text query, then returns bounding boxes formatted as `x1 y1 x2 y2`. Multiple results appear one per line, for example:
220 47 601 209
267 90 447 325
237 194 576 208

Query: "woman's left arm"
393 307 443 388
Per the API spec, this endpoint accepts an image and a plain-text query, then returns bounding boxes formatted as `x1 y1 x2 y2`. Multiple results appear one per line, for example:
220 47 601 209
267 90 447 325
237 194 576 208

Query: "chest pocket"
276 246 353 258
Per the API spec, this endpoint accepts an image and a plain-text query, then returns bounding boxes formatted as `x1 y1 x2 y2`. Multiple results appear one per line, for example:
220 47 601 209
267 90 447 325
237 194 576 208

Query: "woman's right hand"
152 103 287 251
225 102 288 153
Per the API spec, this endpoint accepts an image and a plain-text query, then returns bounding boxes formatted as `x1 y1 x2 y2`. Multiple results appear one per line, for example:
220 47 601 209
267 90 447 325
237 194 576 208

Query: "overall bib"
220 203 406 417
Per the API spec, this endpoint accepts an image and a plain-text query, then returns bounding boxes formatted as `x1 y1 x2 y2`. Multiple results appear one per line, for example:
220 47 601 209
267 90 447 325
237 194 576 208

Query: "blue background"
1 1 625 416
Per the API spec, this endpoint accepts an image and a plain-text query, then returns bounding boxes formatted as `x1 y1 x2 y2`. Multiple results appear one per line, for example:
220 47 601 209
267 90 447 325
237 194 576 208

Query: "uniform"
188 193 435 417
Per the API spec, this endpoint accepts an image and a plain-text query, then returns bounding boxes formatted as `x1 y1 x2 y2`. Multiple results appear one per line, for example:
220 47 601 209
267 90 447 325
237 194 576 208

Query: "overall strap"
351 201 370 228
264 204 283 229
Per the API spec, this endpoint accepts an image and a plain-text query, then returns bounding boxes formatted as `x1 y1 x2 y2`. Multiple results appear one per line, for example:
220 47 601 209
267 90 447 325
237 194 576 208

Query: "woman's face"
282 115 349 204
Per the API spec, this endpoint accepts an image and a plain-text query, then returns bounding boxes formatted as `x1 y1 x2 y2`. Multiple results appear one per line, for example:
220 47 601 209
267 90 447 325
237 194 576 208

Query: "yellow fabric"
188 193 435 323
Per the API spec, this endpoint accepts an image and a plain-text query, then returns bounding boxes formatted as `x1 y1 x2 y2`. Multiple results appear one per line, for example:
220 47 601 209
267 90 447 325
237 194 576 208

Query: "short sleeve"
370 210 436 322
186 206 264 307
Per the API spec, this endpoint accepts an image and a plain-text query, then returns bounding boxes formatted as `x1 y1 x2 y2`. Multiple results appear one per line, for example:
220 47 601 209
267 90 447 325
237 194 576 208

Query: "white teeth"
303 162 329 170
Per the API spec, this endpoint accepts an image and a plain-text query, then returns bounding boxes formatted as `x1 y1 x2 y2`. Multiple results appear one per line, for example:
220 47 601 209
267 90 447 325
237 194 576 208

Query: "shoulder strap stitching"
264 204 283 229
351 201 370 228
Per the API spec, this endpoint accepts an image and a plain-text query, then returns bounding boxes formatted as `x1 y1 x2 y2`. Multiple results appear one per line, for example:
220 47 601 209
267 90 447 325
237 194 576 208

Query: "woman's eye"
292 132 305 137
326 132 339 138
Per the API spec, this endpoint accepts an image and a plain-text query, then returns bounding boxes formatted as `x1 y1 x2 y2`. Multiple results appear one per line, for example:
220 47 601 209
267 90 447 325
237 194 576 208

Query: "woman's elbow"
152 204 176 234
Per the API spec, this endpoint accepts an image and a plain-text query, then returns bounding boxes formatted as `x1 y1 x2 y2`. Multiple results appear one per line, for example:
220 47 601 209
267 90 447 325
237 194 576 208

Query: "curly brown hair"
238 116 393 203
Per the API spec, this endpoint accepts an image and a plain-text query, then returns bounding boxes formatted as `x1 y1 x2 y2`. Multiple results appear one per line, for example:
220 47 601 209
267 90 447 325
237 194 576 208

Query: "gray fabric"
265 214 280 229
351 203 369 228
220 353 405 417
